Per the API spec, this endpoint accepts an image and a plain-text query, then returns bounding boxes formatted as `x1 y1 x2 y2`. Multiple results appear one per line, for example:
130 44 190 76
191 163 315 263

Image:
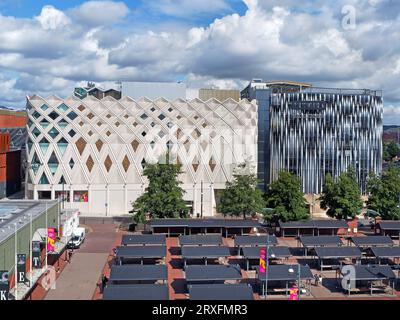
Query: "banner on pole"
0 271 9 301
289 287 299 300
259 248 266 273
17 254 26 284
47 228 56 252
32 241 42 268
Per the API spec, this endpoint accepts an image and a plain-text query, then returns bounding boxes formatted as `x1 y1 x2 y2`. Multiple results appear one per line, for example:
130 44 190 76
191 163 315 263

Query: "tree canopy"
383 140 400 162
320 167 363 220
132 161 189 223
264 171 309 222
367 165 400 220
217 164 265 219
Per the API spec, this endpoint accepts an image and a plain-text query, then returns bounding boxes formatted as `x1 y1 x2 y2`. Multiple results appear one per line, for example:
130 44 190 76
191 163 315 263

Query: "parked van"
67 227 86 249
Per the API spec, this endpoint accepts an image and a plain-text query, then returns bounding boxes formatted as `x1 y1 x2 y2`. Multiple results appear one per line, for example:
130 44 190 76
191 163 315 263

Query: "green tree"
264 171 309 222
320 167 363 219
367 165 400 220
218 164 265 219
132 161 189 223
383 140 400 162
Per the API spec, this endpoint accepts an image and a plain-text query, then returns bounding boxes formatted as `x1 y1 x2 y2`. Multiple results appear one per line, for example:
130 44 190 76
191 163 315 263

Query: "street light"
288 264 302 300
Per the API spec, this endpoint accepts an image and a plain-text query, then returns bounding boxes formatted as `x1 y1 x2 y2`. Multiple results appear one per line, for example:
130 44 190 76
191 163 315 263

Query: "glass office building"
270 88 383 194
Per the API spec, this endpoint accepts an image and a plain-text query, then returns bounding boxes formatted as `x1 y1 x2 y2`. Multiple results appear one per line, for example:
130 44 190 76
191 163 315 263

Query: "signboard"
259 248 266 274
0 271 9 301
289 287 299 300
17 254 26 284
47 228 56 252
32 241 42 268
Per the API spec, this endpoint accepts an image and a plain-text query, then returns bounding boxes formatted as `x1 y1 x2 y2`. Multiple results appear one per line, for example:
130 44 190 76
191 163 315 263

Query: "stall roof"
121 234 166 246
235 235 278 247
188 284 254 300
351 236 394 247
278 220 315 229
103 284 169 300
109 265 167 282
340 265 396 281
242 246 292 259
257 264 313 282
379 221 400 231
150 219 260 228
371 247 400 259
185 264 242 282
279 220 347 229
181 246 231 259
179 235 223 246
315 246 362 259
299 236 343 248
116 245 166 259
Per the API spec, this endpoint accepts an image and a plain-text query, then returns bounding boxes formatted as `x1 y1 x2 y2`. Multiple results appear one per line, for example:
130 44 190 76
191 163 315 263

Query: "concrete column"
33 186 38 200
69 188 74 205
51 185 55 200
88 185 92 215
124 184 128 215
106 185 110 217
193 184 197 216
210 183 214 216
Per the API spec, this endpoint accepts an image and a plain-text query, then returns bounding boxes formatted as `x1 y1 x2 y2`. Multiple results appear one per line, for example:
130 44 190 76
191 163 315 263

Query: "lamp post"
288 264 301 300
264 234 275 299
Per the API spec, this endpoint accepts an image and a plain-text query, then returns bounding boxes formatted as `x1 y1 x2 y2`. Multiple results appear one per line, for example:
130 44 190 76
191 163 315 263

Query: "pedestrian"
100 274 108 294
314 273 319 286
318 274 323 286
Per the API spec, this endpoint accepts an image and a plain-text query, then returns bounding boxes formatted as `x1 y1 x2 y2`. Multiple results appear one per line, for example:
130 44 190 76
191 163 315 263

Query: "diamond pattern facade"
26 95 258 217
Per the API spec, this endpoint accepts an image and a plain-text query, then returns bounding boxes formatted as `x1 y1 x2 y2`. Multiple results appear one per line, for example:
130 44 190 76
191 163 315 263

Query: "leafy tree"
320 167 363 220
218 164 265 219
264 171 309 222
132 161 189 223
367 165 400 220
383 140 400 162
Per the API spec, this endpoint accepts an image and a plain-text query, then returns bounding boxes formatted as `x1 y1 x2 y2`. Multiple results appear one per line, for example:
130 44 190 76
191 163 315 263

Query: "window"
55 191 70 202
58 120 69 129
57 103 69 112
39 138 50 155
48 127 59 139
48 111 60 120
158 113 166 121
73 191 88 203
57 138 68 155
140 113 148 120
48 152 59 175
67 112 78 121
39 173 49 185
41 104 49 111
32 127 41 137
40 120 50 129
32 111 41 119
68 129 76 138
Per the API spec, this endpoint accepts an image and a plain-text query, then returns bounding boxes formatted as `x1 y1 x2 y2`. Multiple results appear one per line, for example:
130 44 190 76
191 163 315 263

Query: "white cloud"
35 5 71 30
69 1 129 27
145 0 231 17
0 0 398 124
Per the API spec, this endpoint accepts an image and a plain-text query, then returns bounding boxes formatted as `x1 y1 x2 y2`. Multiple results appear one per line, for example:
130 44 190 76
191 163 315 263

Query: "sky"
0 0 399 125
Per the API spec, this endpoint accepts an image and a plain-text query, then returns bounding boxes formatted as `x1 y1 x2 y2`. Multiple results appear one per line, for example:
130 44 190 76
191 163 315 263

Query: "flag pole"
265 233 270 300
14 223 18 301
45 202 48 269
30 211 32 287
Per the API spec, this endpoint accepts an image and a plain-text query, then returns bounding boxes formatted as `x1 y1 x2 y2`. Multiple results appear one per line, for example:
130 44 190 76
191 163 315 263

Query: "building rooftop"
0 200 58 244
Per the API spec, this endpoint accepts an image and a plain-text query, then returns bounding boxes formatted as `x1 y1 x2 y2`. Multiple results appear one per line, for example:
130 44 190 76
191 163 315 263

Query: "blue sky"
0 0 398 124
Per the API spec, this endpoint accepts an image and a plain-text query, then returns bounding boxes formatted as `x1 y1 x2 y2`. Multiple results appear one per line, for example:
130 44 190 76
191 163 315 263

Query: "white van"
67 227 86 249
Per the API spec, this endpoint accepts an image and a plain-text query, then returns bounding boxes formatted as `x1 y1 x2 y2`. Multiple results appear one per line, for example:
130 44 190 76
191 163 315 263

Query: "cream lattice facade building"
25 95 258 217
